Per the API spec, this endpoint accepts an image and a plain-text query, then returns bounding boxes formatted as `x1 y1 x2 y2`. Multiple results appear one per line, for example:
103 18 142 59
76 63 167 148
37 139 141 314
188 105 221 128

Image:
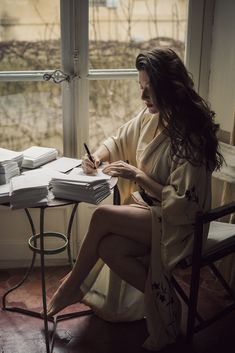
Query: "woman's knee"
90 205 118 230
91 205 113 222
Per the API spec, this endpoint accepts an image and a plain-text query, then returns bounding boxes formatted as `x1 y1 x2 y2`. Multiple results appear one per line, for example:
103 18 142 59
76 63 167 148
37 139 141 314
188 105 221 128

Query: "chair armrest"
198 201 235 224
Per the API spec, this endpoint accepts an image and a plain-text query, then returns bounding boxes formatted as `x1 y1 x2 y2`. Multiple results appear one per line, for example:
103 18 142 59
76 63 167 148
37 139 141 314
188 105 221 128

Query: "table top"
0 155 119 210
0 176 118 210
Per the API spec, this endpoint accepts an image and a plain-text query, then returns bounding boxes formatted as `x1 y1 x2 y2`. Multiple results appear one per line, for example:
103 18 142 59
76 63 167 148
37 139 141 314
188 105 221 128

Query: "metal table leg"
39 207 51 353
1 202 92 352
66 203 78 266
2 209 38 316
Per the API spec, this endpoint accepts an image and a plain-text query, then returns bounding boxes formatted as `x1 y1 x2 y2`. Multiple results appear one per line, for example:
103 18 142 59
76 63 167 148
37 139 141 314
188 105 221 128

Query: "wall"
208 0 235 207
0 205 77 268
208 0 235 133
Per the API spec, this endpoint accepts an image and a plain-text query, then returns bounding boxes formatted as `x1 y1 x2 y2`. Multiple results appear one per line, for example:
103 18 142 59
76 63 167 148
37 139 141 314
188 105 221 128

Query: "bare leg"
98 234 150 293
47 204 151 316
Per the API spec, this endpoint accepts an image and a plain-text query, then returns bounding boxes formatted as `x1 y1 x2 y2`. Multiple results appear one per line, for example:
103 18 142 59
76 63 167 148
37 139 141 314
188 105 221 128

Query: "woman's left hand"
102 160 140 180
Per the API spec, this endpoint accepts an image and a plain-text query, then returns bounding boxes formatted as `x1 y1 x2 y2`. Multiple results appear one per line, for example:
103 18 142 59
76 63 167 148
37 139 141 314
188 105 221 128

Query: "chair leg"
186 264 201 341
172 276 203 323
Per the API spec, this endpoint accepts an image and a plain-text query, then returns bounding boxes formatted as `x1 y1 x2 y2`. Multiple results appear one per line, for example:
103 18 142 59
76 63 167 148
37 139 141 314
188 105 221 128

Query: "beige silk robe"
81 108 212 351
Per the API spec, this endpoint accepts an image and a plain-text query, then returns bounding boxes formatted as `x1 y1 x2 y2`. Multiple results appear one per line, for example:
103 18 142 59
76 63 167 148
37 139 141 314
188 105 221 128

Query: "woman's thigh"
91 204 152 247
99 234 150 259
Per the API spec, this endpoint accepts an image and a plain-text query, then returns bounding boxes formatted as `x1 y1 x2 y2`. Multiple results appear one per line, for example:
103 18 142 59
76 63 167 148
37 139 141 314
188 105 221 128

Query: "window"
88 0 188 150
0 0 63 153
89 0 187 69
0 0 212 160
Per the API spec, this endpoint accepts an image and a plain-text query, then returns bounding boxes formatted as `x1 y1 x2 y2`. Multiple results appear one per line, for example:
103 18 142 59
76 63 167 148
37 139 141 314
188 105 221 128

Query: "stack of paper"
50 168 111 204
0 183 10 204
9 170 50 209
22 146 58 169
0 161 20 184
0 148 23 184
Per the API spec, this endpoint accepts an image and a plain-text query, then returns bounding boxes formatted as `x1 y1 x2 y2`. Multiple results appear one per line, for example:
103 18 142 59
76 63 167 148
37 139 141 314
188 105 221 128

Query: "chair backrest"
194 202 235 262
172 200 235 342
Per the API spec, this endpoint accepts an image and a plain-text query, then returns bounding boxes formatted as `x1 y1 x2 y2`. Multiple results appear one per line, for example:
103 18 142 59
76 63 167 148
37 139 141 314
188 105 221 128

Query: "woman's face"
138 70 158 114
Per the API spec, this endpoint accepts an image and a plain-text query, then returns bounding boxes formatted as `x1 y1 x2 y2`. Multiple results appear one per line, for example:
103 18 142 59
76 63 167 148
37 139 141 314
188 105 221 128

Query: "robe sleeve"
160 159 212 270
162 160 210 224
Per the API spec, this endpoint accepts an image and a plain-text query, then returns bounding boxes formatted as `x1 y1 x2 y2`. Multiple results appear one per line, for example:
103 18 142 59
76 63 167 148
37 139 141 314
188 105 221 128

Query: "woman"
47 48 223 350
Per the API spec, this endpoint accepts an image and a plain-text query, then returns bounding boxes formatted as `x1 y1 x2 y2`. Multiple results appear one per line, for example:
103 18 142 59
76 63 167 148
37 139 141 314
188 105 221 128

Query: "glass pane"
89 78 144 151
0 81 63 154
0 0 60 71
89 0 188 69
0 0 62 154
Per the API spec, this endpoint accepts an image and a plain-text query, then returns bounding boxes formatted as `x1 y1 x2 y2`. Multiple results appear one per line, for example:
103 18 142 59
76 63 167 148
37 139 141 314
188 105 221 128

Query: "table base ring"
28 232 68 255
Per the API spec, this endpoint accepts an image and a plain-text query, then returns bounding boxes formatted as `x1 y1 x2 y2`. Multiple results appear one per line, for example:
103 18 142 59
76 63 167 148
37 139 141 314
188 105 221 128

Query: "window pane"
89 0 188 69
89 78 143 151
0 82 63 154
0 0 60 71
0 0 62 154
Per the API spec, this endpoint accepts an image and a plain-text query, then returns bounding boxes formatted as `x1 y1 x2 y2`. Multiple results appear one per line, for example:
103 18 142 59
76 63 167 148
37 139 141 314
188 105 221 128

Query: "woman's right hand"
81 154 101 174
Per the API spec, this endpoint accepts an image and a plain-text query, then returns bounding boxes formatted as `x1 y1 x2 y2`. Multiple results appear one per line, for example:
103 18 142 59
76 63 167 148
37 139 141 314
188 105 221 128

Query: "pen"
84 143 96 169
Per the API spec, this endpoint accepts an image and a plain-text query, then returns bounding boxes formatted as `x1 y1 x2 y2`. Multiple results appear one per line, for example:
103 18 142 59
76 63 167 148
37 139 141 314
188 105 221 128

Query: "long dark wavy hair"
135 47 223 171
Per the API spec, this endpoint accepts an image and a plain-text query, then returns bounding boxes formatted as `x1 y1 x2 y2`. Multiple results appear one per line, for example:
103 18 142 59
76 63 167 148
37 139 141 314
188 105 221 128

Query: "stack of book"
0 148 23 185
50 167 111 204
22 146 58 169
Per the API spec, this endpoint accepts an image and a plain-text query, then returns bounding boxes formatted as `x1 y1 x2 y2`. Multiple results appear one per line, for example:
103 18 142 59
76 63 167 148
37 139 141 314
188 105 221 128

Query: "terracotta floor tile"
0 266 234 353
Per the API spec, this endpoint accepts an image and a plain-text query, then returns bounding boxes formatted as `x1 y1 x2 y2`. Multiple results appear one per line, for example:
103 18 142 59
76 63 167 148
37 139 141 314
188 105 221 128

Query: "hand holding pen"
82 143 100 173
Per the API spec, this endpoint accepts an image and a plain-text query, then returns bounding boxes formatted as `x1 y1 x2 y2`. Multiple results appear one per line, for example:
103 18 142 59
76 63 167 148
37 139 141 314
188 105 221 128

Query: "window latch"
43 69 70 84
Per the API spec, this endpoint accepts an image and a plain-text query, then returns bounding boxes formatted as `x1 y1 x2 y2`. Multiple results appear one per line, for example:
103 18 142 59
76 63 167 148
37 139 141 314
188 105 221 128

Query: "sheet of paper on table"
42 156 82 173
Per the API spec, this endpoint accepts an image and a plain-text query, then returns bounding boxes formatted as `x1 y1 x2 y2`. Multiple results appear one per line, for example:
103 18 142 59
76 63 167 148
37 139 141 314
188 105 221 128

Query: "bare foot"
46 277 84 317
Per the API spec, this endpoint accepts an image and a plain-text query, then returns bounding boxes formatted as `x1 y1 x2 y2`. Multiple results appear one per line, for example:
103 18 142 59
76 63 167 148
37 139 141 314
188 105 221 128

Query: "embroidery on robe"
185 186 199 203
151 275 178 337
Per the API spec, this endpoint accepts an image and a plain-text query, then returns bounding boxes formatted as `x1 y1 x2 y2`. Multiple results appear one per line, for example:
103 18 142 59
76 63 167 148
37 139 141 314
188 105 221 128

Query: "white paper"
22 146 58 168
42 157 82 173
69 167 111 182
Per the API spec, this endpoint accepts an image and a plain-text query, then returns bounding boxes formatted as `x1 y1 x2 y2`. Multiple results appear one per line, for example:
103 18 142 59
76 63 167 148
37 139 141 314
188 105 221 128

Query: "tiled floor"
0 265 235 353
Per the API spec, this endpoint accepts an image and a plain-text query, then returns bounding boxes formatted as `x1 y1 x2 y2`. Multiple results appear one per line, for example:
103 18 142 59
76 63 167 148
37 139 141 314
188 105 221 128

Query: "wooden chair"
172 140 235 342
172 201 235 341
